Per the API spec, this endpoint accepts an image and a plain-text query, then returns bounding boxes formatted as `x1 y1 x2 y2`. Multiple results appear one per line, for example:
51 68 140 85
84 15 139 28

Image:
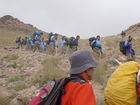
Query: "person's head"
40 32 43 36
96 35 100 40
69 50 98 80
76 35 80 40
62 36 65 40
128 36 132 41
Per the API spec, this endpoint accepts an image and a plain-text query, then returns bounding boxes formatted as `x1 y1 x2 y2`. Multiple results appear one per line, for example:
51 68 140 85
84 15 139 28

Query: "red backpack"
28 76 86 105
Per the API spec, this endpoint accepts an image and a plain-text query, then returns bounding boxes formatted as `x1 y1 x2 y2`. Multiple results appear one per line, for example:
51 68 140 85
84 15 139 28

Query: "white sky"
0 0 140 38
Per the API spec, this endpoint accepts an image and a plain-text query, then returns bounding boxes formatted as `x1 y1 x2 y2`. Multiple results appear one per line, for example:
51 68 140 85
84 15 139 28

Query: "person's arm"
72 84 97 105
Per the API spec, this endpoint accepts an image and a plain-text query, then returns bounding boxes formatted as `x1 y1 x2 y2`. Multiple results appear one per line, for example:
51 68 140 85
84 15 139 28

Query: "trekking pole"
114 59 122 65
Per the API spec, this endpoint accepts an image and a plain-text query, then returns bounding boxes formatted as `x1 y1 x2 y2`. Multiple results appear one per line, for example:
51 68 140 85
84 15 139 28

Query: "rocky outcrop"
0 15 42 35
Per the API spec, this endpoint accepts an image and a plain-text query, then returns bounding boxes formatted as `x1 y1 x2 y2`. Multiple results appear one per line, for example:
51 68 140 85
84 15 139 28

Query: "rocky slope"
0 15 43 35
121 22 140 37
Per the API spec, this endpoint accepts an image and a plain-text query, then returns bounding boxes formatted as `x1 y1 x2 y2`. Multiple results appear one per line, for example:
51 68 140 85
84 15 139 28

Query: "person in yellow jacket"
104 61 140 105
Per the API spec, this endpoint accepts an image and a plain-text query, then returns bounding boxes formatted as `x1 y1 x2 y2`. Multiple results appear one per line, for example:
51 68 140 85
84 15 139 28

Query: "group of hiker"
89 34 135 61
15 31 80 54
16 31 136 61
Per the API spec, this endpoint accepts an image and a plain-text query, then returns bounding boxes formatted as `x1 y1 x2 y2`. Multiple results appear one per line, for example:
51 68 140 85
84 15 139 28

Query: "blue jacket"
60 40 66 47
40 41 46 49
91 39 102 47
124 40 135 55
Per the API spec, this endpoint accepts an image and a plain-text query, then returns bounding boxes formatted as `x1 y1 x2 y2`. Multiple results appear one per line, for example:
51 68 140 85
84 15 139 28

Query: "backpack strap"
69 75 87 84
70 78 86 84
136 70 140 105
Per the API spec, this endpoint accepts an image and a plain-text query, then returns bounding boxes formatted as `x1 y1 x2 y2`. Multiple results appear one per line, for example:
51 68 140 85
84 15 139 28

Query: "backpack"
89 37 96 42
72 39 78 46
48 33 53 43
89 37 96 47
16 37 20 43
28 76 86 105
65 38 69 46
69 37 75 47
119 41 127 55
34 32 43 35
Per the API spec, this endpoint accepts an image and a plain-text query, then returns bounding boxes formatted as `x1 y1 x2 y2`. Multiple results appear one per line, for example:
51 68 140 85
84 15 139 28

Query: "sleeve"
72 84 97 105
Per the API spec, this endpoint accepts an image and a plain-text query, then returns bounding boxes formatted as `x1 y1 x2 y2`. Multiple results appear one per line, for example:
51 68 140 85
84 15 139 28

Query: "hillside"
0 15 41 35
121 22 140 37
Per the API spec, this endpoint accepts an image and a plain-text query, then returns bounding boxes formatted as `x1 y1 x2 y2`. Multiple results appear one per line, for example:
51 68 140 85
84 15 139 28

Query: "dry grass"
32 56 67 85
8 76 24 82
93 59 108 86
134 38 140 55
2 55 18 62
0 29 26 48
8 81 28 91
0 95 16 105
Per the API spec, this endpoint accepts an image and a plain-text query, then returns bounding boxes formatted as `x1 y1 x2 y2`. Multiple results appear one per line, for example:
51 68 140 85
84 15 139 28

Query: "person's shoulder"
68 80 91 87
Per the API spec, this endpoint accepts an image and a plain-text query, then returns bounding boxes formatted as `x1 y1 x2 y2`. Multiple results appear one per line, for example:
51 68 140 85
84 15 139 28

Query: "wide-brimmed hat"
69 50 98 74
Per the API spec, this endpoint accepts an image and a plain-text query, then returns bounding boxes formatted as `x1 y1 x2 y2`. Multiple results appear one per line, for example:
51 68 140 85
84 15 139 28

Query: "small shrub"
11 62 18 68
17 97 29 105
93 59 108 86
32 56 67 85
9 81 27 91
8 76 24 82
2 55 18 62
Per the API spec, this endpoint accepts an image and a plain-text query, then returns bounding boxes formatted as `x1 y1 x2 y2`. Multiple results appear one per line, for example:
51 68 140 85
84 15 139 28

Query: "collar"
80 74 89 83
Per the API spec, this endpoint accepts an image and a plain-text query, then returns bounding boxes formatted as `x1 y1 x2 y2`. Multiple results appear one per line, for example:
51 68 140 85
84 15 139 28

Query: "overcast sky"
0 0 140 38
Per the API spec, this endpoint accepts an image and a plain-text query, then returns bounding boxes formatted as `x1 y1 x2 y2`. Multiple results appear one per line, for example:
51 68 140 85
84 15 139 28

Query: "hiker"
23 37 28 50
45 38 49 50
120 36 135 61
49 34 56 48
125 36 135 61
69 37 75 49
48 32 53 44
28 36 34 50
21 38 25 49
69 35 80 52
48 33 57 55
40 37 46 52
28 50 98 105
59 36 67 54
104 61 140 105
65 37 69 47
33 32 43 52
61 50 98 105
15 36 22 49
90 35 103 55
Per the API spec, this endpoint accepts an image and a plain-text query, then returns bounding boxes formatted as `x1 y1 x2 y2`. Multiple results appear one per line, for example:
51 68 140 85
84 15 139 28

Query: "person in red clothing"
61 50 98 105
